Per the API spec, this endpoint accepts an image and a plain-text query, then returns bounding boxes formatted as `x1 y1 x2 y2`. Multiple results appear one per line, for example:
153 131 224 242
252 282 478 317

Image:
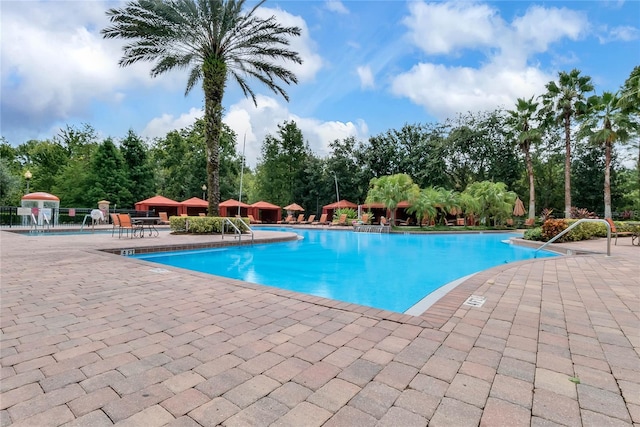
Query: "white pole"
237 132 246 217
332 172 340 212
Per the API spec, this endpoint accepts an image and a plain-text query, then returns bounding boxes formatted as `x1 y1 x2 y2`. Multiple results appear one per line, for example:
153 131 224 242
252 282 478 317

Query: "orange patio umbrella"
513 197 526 216
284 203 304 212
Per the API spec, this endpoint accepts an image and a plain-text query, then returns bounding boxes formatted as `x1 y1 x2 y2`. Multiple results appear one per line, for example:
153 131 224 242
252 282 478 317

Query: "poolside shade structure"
513 197 526 217
284 203 304 212
219 199 251 217
21 192 60 226
180 197 209 216
250 201 282 223
322 199 358 221
135 195 181 217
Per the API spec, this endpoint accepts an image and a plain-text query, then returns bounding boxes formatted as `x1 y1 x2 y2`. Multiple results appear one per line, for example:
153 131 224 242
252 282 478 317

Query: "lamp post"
24 170 32 194
202 184 207 200
332 172 340 210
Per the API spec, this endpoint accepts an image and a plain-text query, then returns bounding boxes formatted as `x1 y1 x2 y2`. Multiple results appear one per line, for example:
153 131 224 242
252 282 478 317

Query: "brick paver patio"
1 228 638 426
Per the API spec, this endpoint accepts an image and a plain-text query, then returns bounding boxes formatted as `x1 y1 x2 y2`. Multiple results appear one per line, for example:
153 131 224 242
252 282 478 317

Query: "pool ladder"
534 218 612 257
222 218 254 243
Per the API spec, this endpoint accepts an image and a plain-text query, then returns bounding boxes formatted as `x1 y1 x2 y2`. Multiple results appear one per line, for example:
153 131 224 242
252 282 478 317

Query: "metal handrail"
534 218 611 257
30 213 38 231
222 218 254 243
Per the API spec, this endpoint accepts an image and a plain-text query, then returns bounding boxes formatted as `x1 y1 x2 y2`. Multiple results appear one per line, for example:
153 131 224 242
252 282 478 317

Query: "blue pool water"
133 229 556 313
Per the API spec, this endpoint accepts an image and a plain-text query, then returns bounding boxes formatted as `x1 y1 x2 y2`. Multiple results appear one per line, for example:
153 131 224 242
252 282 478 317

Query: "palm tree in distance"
579 92 633 219
102 0 302 215
507 97 540 221
541 69 594 219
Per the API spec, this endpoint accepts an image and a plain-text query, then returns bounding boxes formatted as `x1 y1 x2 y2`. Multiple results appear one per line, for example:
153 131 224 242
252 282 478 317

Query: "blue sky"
1 0 639 166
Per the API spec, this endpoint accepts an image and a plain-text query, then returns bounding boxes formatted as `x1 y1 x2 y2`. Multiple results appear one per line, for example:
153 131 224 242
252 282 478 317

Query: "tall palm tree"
579 92 633 219
507 97 540 221
541 69 594 218
102 0 302 215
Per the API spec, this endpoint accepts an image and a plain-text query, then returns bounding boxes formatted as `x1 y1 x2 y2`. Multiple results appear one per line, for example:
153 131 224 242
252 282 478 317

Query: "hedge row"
169 216 250 234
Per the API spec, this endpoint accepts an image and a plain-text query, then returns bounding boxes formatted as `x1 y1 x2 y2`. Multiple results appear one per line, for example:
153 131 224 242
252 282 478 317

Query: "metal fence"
0 206 157 228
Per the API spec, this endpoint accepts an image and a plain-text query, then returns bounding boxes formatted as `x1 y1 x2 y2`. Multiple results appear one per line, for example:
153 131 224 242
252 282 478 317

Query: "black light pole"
202 184 207 200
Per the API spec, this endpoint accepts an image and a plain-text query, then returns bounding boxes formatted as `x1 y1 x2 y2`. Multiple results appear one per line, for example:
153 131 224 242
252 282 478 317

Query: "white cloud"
255 7 323 83
356 66 375 89
598 25 640 43
392 63 548 120
223 95 368 167
325 0 349 15
392 2 590 119
141 108 204 139
403 2 501 55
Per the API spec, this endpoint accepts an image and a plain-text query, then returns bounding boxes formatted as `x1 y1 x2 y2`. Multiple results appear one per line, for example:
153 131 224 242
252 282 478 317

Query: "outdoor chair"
110 213 120 236
278 215 293 224
524 218 535 227
248 214 262 224
199 213 206 217
333 214 348 226
604 218 635 245
293 214 305 224
312 213 328 225
158 212 170 225
117 213 141 238
303 214 316 224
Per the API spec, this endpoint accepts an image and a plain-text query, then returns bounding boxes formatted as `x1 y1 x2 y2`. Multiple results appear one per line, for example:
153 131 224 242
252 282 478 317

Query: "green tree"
462 181 516 226
366 173 419 224
254 121 310 208
507 97 541 220
406 186 438 227
541 69 594 218
579 91 633 218
0 158 21 205
86 138 133 207
617 66 640 189
326 136 367 204
103 0 302 215
121 130 156 202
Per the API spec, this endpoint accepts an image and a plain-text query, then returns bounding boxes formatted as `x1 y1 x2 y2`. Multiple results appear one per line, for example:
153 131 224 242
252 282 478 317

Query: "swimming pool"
133 229 556 313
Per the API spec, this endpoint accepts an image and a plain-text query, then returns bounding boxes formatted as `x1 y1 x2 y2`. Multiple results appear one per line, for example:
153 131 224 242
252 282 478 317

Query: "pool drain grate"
463 295 486 307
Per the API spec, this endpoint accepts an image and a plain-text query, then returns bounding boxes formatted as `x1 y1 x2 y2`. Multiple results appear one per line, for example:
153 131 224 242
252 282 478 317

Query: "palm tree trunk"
525 148 535 220
202 59 227 216
564 113 572 219
604 139 612 219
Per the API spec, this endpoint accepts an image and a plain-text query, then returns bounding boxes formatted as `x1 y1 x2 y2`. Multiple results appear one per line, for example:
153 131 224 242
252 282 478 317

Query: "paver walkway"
1 229 638 426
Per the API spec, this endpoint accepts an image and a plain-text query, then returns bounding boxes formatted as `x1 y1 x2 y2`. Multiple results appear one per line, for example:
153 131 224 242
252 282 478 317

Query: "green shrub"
170 216 248 234
335 208 357 220
523 227 543 241
542 219 568 242
525 218 622 242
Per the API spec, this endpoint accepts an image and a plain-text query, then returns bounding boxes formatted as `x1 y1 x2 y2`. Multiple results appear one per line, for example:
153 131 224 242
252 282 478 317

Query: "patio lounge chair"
248 214 262 224
158 212 170 225
312 213 329 225
524 218 535 227
292 214 305 224
303 214 315 224
278 215 294 224
333 214 348 226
